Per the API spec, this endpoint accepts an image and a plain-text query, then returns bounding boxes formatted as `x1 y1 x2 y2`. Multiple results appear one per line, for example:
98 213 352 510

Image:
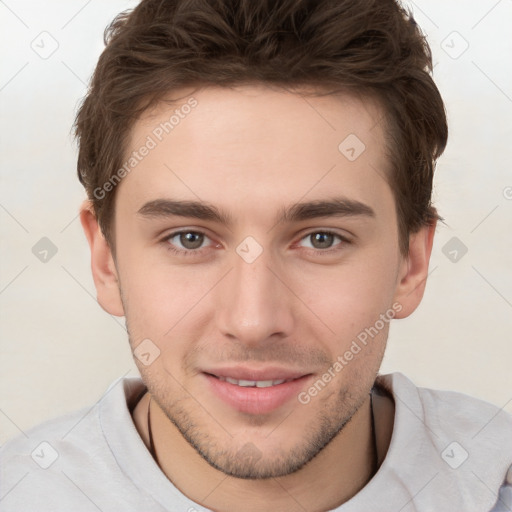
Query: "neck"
132 390 393 512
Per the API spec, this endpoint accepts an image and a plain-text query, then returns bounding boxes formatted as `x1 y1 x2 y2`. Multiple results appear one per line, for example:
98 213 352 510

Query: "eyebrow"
137 197 375 225
279 198 375 222
137 199 233 225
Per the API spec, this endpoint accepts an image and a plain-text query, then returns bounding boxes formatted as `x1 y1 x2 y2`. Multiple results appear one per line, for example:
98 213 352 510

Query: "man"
1 0 511 510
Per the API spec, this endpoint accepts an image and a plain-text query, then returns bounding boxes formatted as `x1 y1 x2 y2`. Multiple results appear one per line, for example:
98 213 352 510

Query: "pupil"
312 232 333 249
181 232 203 249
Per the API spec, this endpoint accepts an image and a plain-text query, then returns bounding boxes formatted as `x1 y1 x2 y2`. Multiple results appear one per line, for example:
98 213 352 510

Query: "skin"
81 84 435 512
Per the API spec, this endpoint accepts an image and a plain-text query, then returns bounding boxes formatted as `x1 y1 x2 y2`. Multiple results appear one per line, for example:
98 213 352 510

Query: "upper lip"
203 366 311 382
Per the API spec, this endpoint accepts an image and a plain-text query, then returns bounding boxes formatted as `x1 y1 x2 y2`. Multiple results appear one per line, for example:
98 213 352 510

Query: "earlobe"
79 200 125 317
393 221 436 319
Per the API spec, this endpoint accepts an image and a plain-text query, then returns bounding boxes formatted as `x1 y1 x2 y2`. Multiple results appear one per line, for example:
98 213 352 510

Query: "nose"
215 244 295 346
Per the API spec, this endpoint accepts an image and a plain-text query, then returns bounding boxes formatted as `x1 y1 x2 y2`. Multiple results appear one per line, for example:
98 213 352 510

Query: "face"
86 84 431 479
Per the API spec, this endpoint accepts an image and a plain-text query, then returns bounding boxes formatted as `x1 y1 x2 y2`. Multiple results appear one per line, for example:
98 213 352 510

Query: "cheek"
294 250 399 344
118 251 219 344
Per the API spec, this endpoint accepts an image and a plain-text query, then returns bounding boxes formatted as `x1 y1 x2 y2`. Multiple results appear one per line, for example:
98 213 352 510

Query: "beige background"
1 0 511 445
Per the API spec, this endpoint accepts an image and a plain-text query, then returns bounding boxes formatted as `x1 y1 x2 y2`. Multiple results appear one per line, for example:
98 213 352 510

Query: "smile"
203 370 313 414
217 377 291 388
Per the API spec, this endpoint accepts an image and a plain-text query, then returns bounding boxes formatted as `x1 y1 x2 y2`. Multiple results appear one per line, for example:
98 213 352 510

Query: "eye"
165 230 213 252
298 231 345 250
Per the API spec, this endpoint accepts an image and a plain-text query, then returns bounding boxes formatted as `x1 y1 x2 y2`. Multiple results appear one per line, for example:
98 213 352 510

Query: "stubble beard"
144 374 366 480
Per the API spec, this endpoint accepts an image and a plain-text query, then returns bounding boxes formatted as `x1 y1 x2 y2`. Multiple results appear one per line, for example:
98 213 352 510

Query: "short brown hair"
75 0 448 255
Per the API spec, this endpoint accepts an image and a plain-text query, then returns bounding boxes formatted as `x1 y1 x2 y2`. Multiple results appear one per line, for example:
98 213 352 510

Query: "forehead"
118 84 393 219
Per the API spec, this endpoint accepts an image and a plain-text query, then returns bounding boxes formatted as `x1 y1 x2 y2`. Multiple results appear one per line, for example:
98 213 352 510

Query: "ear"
80 200 125 317
392 221 436 319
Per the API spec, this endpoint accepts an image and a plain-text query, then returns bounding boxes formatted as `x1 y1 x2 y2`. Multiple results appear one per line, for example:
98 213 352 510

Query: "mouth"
202 368 313 415
215 376 296 388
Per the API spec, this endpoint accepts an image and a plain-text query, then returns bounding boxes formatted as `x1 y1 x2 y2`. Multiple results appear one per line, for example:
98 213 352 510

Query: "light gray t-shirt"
1 372 511 511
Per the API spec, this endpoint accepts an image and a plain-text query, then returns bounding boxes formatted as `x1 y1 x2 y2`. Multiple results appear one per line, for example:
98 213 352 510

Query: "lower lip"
203 373 311 415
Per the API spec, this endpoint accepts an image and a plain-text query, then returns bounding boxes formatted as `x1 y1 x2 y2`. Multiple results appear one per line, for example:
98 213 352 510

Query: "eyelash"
162 230 351 257
297 231 350 255
163 231 215 258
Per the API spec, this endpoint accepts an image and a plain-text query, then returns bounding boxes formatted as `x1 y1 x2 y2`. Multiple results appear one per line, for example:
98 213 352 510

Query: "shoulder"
490 464 512 512
375 371 512 440
0 402 103 511
1 400 101 468
373 372 512 511
0 377 148 512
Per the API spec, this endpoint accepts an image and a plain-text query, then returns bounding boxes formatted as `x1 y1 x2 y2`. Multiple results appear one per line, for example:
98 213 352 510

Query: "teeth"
219 377 288 387
228 378 254 386
260 379 286 387
256 380 276 388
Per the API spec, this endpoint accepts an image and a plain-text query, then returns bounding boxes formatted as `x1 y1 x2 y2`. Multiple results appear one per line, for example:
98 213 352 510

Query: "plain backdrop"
0 0 511 445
